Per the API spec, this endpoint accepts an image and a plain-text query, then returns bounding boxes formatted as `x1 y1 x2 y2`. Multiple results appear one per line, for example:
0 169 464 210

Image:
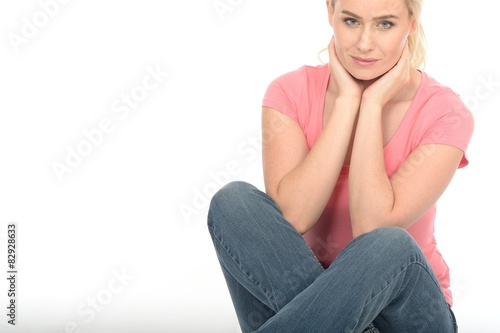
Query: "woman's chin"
346 68 384 82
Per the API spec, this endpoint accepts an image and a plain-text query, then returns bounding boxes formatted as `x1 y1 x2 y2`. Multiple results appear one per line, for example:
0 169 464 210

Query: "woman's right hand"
327 36 364 100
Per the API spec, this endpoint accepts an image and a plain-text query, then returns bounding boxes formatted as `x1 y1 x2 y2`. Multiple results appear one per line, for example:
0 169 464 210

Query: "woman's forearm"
348 99 395 237
276 97 359 234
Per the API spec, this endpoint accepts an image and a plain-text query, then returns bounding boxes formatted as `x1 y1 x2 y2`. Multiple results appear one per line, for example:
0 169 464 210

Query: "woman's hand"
362 42 412 108
328 36 364 100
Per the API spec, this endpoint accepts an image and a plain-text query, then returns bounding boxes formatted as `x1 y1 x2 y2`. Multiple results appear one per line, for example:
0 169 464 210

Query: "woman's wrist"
334 95 362 113
360 96 385 114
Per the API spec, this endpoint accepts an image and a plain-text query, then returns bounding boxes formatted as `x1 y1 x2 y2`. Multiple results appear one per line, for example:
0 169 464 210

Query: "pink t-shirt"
262 64 474 306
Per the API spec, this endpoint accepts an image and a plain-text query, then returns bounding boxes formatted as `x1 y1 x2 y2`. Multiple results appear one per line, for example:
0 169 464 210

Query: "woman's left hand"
362 42 411 108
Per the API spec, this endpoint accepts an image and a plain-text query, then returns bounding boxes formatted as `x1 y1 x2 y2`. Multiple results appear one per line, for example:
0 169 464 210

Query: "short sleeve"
262 68 306 122
419 91 474 168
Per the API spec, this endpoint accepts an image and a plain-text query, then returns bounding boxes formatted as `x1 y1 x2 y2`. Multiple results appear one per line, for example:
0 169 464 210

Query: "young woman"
208 0 474 331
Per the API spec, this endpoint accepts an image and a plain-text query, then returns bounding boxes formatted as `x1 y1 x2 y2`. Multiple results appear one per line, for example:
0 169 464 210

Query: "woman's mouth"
351 56 379 66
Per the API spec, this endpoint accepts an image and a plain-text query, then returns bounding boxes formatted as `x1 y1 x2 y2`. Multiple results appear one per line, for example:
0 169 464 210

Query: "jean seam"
208 223 278 309
363 260 451 332
448 304 458 332
364 259 443 308
252 189 324 271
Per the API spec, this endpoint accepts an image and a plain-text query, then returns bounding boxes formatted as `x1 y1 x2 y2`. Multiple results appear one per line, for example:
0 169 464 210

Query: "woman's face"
328 0 416 81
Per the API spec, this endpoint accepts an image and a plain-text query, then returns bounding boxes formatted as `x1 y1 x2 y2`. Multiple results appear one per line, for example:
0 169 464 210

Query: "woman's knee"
364 227 424 261
369 226 412 241
209 181 254 211
207 181 256 227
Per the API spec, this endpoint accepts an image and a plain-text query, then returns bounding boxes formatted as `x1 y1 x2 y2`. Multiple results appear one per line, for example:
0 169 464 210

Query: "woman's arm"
348 46 464 237
263 36 362 234
349 106 463 237
263 97 359 235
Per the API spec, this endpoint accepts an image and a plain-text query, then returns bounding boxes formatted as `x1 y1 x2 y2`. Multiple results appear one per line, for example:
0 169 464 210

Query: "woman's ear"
409 16 418 35
326 0 334 28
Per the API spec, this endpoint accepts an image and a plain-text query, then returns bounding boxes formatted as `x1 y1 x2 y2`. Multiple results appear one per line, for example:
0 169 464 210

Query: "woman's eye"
378 21 394 29
344 18 358 26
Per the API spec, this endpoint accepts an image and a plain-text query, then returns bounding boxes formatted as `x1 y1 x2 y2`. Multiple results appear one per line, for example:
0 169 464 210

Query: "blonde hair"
329 0 427 69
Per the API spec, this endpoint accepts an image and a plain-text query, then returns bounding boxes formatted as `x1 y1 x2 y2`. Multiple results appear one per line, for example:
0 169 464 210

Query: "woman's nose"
356 28 375 53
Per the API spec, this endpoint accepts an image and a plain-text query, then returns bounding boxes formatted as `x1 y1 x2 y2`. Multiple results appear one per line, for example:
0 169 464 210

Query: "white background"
0 0 499 332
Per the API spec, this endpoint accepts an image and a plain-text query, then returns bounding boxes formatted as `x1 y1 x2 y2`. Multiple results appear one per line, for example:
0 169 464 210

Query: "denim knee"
361 226 425 263
207 181 255 228
212 181 254 204
208 181 254 211
369 226 412 242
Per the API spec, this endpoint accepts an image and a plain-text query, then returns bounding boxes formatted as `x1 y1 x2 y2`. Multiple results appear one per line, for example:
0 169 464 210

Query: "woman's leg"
208 181 456 332
207 181 325 332
254 227 457 333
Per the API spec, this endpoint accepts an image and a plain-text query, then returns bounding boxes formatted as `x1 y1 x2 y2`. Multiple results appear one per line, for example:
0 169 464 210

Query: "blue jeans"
207 181 458 333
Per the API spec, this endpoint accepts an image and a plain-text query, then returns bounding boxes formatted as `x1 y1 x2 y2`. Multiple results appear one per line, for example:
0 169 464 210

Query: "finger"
328 36 341 67
401 40 410 63
393 42 410 71
327 36 335 62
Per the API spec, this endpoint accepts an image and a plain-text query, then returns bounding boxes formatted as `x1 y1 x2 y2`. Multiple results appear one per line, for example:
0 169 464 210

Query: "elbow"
283 211 313 235
351 224 376 238
350 217 377 238
350 208 391 238
294 223 311 235
350 209 375 238
350 213 414 238
270 187 318 235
